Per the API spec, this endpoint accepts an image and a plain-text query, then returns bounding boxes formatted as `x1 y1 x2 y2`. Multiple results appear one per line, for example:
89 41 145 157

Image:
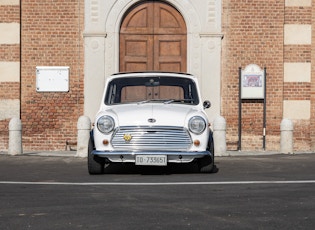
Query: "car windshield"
105 76 199 105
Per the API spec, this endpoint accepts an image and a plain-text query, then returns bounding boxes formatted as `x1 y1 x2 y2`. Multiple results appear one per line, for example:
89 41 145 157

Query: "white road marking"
0 180 315 186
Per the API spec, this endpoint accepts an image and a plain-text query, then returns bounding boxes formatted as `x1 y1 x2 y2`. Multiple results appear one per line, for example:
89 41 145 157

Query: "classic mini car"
88 72 214 174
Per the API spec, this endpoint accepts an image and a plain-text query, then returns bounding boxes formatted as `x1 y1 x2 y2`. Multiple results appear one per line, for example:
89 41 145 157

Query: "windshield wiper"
164 99 194 104
137 99 165 104
137 99 194 104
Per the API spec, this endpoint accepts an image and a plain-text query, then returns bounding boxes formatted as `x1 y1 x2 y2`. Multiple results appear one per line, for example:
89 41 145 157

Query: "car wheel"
207 131 214 154
198 155 214 173
88 137 105 174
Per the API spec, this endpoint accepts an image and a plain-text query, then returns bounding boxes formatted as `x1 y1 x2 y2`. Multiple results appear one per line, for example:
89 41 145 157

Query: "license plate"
135 155 167 166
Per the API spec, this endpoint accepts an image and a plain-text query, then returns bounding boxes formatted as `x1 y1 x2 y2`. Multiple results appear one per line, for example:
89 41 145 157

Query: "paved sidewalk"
1 150 314 157
0 150 77 157
220 150 315 156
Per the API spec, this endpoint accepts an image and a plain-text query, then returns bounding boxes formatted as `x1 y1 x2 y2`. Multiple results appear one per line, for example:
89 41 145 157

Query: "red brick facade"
20 0 84 151
1 0 314 152
221 0 313 151
222 0 284 150
0 3 20 150
311 1 315 150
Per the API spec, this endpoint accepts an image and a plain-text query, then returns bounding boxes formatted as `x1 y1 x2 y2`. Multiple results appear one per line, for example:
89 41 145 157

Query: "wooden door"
120 1 187 72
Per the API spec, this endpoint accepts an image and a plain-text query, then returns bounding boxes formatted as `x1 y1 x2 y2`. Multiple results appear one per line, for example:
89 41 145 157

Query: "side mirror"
203 100 211 109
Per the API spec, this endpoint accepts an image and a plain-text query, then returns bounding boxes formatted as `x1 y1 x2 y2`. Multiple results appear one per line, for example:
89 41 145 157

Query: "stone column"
213 116 227 155
76 116 91 158
199 34 223 122
8 117 22 155
280 118 294 154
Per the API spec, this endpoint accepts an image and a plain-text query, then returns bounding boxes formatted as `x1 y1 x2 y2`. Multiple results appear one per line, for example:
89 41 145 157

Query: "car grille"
111 126 192 151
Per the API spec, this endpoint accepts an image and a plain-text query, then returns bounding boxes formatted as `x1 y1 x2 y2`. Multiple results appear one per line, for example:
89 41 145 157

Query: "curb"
217 151 315 157
0 151 77 157
1 151 314 157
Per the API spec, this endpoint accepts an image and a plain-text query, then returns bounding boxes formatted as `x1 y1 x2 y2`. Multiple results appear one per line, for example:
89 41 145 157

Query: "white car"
88 72 214 174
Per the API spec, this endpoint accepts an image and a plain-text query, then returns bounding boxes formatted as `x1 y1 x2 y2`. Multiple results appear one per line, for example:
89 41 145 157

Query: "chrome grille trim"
111 126 192 150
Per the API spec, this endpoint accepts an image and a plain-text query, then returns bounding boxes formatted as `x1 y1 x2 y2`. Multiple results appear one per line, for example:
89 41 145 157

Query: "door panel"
153 2 186 35
121 86 147 103
120 2 154 34
120 1 187 73
154 35 186 72
120 85 184 102
158 86 184 100
120 35 153 71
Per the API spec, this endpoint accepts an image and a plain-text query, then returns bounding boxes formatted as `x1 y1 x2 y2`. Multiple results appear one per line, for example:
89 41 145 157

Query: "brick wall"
20 0 84 151
311 0 315 151
284 2 312 151
0 2 20 151
222 0 284 151
0 5 20 22
222 0 313 151
2 0 314 152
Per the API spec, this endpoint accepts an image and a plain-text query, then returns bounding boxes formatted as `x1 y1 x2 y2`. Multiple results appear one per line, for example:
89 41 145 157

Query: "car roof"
109 71 195 79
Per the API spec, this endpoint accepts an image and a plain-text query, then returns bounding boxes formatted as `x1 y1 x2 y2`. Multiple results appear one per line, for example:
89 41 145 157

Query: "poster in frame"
241 64 265 99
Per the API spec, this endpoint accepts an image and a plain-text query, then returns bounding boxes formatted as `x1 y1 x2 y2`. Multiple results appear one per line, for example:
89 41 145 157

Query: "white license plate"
135 155 167 166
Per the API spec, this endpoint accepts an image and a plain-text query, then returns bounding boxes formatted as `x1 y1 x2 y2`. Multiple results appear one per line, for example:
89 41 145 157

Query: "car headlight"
97 116 115 134
189 116 206 134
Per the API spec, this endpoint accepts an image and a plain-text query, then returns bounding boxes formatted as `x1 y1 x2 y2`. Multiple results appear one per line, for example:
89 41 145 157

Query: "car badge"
148 118 156 123
123 133 132 142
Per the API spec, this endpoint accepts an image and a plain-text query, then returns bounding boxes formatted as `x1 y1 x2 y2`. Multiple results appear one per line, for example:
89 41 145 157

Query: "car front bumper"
92 150 213 164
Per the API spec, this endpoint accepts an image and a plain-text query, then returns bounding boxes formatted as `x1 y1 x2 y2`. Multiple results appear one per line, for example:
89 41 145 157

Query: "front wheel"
207 131 214 154
198 131 215 173
88 137 105 174
198 155 214 173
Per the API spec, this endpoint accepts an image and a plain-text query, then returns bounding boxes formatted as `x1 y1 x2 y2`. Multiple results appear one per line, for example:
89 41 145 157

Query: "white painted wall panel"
0 99 20 120
0 0 19 5
0 23 20 44
0 62 20 82
283 100 310 120
284 24 311 45
284 62 311 82
285 0 311 7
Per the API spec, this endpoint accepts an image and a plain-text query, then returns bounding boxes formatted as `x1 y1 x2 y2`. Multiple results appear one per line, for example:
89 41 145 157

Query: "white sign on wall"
36 66 69 92
241 64 265 99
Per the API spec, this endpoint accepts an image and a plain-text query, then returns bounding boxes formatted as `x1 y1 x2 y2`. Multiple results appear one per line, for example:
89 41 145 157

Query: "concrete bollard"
76 116 91 158
8 117 23 155
213 116 227 156
280 118 294 154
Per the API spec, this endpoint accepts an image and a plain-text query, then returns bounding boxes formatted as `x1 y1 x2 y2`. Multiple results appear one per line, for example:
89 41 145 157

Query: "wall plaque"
36 66 69 92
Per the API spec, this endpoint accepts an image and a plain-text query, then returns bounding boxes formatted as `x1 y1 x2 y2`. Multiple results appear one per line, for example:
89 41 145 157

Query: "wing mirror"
203 100 211 109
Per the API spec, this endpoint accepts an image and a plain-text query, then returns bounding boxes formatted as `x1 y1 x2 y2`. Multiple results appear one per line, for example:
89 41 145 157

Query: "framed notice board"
36 66 69 92
238 64 267 151
241 64 264 99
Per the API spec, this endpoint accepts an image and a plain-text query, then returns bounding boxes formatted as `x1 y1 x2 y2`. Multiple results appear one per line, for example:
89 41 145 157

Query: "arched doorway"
119 1 187 72
84 0 222 121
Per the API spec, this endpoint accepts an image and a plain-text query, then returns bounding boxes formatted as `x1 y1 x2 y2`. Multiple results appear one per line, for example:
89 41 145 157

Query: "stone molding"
84 0 222 121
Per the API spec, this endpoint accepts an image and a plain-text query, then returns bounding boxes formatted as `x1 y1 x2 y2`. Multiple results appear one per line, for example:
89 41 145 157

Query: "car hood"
100 103 203 127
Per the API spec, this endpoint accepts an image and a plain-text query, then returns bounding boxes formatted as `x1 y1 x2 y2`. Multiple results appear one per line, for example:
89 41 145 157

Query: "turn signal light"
193 140 200 146
103 139 109 145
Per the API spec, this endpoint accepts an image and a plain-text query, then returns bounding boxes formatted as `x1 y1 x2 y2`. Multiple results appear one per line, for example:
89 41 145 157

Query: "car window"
105 76 199 105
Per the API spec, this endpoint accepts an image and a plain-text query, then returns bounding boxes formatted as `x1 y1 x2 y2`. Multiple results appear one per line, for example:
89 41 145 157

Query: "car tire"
198 155 214 173
198 132 215 173
207 131 214 154
88 137 105 174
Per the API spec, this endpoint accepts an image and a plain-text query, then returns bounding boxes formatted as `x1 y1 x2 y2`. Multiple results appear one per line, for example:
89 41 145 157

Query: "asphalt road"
0 153 314 230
